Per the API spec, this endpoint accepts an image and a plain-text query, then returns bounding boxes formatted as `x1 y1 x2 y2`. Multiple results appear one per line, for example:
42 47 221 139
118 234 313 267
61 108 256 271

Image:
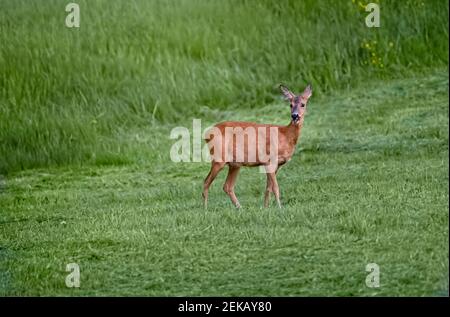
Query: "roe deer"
202 84 312 209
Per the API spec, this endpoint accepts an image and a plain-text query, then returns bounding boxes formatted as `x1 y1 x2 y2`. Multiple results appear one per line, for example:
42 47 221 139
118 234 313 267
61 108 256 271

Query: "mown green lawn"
0 70 447 296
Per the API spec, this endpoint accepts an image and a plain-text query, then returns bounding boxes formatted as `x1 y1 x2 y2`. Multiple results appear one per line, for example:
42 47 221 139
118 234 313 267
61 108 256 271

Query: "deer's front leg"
266 172 281 208
264 174 272 208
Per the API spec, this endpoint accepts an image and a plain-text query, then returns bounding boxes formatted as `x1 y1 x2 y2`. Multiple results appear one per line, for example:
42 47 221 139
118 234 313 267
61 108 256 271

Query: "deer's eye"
300 103 305 107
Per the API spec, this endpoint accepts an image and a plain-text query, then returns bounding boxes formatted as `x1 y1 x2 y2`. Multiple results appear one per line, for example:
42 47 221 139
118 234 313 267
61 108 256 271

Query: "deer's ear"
279 85 295 101
301 84 312 100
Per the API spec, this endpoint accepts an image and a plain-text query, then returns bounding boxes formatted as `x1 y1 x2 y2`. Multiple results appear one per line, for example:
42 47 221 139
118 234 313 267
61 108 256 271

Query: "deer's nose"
291 113 300 122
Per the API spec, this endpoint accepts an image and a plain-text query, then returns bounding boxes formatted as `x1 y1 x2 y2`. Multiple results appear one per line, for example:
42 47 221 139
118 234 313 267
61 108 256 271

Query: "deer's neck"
284 120 303 147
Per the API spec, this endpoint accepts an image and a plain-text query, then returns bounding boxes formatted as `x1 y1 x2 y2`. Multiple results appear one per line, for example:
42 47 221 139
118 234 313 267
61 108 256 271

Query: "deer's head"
280 84 312 124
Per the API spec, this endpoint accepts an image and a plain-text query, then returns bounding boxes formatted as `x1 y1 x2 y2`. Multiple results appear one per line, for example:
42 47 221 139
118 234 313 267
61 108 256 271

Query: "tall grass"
0 0 448 174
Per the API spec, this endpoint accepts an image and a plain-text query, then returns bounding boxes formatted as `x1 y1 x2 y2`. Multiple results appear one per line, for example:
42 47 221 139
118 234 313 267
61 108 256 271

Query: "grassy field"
1 70 448 296
0 0 448 296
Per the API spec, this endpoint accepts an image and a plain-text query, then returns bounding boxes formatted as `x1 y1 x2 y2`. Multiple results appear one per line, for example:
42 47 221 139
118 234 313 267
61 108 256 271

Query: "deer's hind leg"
223 165 241 208
202 161 225 209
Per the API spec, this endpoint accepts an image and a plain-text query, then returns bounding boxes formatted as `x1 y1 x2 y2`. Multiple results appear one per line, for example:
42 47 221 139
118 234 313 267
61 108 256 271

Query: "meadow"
0 0 448 296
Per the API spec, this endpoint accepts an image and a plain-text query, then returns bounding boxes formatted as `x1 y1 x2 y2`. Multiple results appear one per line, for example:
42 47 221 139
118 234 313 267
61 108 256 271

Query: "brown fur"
202 85 311 209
